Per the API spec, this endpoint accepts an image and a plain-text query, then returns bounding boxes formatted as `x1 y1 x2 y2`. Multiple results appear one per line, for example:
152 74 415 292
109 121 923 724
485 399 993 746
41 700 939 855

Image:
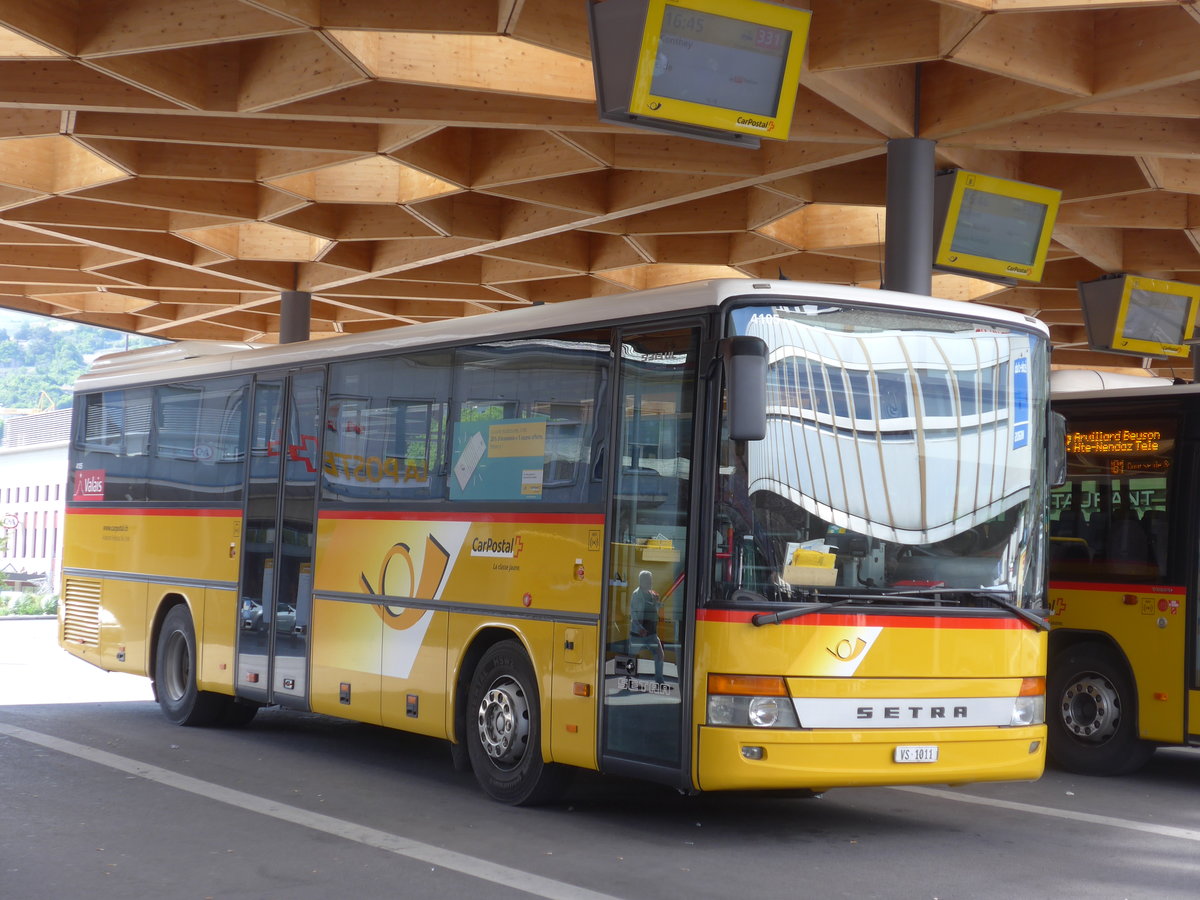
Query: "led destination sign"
1065 429 1162 455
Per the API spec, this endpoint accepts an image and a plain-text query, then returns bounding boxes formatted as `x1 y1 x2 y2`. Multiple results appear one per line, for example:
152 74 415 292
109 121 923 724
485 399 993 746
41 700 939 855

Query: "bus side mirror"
1049 411 1067 487
720 336 768 441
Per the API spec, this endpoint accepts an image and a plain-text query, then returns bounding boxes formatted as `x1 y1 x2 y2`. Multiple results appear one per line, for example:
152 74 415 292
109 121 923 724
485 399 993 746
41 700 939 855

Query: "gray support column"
882 137 936 297
279 290 311 344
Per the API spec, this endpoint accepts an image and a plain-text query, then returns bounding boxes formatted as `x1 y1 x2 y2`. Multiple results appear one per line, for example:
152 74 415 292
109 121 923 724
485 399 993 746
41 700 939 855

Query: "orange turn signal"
707 674 788 696
1019 676 1045 697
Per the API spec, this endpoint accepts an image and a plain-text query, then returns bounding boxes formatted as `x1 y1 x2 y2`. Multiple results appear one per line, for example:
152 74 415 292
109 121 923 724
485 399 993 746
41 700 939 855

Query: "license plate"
894 745 939 763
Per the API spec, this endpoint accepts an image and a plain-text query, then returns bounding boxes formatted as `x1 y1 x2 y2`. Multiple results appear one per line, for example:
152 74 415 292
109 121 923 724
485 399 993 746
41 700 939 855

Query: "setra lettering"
856 704 970 720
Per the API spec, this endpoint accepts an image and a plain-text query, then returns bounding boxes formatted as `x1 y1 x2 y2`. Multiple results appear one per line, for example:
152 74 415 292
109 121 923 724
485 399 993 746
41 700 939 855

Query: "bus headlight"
707 675 800 728
1010 677 1045 726
748 696 789 728
1011 696 1045 726
707 694 745 726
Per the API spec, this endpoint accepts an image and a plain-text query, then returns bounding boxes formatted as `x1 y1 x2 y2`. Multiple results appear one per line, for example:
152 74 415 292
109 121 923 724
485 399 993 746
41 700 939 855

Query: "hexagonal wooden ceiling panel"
1 0 1199 376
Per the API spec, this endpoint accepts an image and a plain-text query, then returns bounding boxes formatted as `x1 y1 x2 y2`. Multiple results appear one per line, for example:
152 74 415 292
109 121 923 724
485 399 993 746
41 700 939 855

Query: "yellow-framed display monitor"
1079 274 1200 359
933 170 1061 282
590 0 811 147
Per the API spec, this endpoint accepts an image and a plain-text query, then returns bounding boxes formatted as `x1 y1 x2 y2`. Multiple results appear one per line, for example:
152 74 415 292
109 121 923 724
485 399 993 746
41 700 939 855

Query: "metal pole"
882 137 936 297
279 290 311 344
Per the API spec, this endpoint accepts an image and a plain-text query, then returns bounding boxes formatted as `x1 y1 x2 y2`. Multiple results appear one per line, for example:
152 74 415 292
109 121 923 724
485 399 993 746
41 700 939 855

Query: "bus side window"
74 388 153 503
448 332 610 505
324 351 452 503
150 376 249 503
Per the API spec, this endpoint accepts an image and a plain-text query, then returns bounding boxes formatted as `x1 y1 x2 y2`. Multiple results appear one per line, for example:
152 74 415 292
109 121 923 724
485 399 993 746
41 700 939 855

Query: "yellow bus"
1048 372 1199 774
60 279 1051 803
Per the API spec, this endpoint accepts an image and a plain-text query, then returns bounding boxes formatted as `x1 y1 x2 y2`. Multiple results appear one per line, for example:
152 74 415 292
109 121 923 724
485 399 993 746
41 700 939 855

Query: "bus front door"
235 369 325 709
601 325 700 781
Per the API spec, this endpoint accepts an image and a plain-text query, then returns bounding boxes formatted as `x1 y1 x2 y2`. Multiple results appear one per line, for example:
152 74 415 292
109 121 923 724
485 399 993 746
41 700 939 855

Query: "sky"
0 309 77 331
0 307 159 345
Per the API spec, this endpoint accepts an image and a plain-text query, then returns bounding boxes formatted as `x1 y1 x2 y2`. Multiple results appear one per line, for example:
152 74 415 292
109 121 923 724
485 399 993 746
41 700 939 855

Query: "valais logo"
73 469 105 501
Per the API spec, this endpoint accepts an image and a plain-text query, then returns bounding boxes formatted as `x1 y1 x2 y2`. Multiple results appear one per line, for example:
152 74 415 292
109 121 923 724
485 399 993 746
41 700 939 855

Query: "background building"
0 408 70 593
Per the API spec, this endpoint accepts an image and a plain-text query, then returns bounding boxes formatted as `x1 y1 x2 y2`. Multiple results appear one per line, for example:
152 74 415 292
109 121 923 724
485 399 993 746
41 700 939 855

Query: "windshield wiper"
749 589 961 626
877 587 1051 632
743 584 1049 630
751 595 852 626
963 590 1050 632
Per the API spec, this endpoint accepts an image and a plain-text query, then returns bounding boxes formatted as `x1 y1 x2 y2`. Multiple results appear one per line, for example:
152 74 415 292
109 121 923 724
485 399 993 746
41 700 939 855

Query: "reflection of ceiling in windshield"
763 304 998 336
741 305 1039 545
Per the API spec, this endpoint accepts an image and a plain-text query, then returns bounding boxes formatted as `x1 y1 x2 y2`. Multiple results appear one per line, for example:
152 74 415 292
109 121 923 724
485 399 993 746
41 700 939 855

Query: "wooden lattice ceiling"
1 0 1199 376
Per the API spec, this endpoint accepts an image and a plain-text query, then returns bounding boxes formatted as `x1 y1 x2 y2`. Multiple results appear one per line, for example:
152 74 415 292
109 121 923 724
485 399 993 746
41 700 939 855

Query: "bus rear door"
236 369 325 709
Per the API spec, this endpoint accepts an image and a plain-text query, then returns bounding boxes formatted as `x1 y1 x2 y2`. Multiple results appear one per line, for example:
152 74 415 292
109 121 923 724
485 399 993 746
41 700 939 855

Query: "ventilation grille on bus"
62 578 102 646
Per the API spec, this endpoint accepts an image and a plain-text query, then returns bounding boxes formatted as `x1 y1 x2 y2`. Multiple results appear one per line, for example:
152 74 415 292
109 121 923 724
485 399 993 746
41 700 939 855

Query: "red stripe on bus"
1049 581 1186 594
319 510 605 524
66 507 241 518
697 609 1032 630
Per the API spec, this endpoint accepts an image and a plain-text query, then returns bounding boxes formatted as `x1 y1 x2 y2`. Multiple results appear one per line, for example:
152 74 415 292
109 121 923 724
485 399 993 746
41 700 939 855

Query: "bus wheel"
219 699 260 728
154 605 225 727
1047 643 1155 776
466 641 567 805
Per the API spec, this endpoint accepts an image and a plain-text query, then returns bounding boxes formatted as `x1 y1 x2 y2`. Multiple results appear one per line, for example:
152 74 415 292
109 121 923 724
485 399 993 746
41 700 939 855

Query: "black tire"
1047 642 1155 776
448 735 472 773
465 640 568 805
219 699 260 728
154 604 226 727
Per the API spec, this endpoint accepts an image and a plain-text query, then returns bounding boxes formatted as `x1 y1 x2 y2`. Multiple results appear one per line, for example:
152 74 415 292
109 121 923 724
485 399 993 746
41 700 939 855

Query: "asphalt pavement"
5 617 1200 900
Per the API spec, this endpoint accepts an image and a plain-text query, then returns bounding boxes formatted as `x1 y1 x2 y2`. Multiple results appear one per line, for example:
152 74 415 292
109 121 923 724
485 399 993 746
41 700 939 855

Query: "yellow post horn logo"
360 535 451 630
827 637 868 662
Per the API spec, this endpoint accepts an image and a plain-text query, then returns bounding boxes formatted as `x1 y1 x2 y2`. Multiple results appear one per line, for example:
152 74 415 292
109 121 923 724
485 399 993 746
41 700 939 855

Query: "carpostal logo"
736 115 774 132
470 535 524 559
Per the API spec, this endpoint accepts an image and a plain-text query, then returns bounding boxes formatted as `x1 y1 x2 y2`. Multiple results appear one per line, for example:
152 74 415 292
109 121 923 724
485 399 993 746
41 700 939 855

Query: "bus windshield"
714 300 1050 610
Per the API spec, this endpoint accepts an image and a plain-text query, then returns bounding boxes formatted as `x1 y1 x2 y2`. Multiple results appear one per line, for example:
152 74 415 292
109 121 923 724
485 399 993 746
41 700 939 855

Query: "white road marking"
8 714 1200 888
0 721 622 900
892 784 1200 842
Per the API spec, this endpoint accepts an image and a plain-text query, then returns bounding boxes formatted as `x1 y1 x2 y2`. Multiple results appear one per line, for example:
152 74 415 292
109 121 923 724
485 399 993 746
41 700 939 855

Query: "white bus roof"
74 279 1048 392
1050 369 1188 399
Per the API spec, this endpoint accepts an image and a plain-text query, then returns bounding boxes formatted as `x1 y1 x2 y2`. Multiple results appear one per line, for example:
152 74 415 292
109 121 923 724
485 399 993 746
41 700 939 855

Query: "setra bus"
1047 371 1200 774
59 279 1052 804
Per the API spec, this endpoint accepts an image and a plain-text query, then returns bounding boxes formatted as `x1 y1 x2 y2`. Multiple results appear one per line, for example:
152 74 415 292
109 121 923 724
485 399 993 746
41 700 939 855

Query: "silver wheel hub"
1061 673 1121 742
476 676 530 768
162 630 190 702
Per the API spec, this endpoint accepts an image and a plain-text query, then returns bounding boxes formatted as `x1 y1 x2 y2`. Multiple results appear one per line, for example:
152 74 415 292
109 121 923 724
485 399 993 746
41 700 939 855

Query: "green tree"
0 316 161 409
48 344 84 383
